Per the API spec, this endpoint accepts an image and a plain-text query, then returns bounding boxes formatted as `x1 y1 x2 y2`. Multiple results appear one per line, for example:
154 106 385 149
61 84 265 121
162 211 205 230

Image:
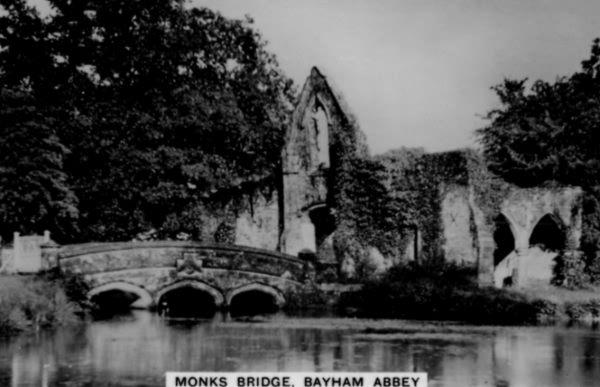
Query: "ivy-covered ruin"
193 67 584 287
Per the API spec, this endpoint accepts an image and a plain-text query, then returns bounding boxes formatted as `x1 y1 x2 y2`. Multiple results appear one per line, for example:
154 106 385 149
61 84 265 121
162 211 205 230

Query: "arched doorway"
493 214 516 266
308 205 335 261
529 214 566 251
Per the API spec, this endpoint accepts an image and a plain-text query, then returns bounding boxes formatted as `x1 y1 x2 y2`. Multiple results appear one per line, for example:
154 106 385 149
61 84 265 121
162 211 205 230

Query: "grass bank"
335 261 600 325
0 271 89 333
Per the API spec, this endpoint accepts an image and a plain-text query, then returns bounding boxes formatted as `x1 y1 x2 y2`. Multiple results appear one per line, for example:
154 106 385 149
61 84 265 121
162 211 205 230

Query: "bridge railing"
46 241 308 282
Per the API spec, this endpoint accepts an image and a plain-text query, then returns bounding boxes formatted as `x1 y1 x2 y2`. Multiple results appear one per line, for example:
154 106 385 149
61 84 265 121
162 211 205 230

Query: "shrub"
340 260 539 324
0 274 84 333
530 299 561 319
565 301 589 320
552 251 589 289
283 286 329 311
37 269 91 314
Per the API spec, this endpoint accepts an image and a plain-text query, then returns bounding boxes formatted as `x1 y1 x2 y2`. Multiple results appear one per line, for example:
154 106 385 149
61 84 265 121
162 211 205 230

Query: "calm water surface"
1 311 600 387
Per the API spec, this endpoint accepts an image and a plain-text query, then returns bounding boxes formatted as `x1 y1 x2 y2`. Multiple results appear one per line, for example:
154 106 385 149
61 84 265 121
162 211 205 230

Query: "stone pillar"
40 240 60 271
514 232 529 255
511 266 521 287
477 231 494 286
513 250 526 287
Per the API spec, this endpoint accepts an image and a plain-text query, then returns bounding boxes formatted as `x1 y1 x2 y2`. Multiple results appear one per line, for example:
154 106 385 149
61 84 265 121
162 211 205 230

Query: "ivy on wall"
135 173 279 243
576 188 600 284
328 146 572 281
330 148 489 279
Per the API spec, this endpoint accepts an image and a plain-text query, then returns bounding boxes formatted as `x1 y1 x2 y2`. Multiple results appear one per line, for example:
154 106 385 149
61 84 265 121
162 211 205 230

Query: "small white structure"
1 231 51 274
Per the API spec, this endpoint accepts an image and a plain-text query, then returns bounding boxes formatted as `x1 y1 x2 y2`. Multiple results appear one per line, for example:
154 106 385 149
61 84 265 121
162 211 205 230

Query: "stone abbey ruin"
226 67 582 288
2 67 582 290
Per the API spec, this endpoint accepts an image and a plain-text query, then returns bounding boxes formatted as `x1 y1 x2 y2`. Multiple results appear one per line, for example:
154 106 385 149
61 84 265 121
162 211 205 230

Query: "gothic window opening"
311 99 330 169
309 205 335 255
494 214 516 266
529 214 566 252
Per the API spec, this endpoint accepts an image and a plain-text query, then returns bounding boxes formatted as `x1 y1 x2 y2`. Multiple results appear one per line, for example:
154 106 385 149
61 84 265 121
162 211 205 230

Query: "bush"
37 269 91 314
0 275 80 333
283 286 329 311
552 251 589 289
340 260 539 324
565 301 589 320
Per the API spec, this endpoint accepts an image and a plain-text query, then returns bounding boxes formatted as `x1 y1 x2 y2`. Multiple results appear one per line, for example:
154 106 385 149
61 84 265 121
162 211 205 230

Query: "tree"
0 87 78 241
0 0 295 242
477 39 600 188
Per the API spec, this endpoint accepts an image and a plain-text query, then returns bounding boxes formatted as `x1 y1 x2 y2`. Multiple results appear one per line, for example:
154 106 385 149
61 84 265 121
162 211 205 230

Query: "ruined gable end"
281 67 367 257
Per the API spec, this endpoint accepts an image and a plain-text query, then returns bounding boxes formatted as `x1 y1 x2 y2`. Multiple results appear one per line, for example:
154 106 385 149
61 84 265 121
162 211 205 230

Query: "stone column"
477 230 495 286
514 231 529 255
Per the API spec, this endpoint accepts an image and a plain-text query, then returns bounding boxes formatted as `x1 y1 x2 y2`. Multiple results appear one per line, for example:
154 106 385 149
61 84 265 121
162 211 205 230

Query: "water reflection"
2 312 600 387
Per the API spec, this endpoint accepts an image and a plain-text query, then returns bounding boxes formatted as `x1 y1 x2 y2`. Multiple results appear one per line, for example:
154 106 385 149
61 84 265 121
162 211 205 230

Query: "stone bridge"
43 242 307 313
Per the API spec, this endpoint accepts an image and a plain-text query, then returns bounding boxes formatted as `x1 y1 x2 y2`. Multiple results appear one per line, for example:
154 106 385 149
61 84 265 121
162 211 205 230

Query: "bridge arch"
155 280 225 308
89 282 153 309
226 283 285 308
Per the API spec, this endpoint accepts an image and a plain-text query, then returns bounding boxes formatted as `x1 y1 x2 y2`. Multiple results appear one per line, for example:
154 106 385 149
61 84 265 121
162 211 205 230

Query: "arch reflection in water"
5 313 600 387
6 313 600 386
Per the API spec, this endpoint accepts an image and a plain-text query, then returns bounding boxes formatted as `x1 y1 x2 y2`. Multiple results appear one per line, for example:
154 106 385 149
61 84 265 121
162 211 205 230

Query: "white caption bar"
166 372 427 387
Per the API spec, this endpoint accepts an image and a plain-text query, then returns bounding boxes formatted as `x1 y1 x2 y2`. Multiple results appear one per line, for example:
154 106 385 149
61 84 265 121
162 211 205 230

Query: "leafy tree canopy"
477 38 600 188
0 0 295 242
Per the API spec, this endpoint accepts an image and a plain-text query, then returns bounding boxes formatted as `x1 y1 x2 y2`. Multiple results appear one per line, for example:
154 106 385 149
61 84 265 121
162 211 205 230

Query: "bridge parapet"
54 241 307 282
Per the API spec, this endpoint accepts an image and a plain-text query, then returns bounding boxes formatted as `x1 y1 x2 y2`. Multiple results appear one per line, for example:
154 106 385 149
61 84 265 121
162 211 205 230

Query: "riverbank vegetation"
335 261 600 325
0 272 89 333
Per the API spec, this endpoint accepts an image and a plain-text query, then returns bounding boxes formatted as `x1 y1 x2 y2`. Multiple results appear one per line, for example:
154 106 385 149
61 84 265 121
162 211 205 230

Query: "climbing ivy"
578 188 600 284
329 145 584 282
331 147 497 280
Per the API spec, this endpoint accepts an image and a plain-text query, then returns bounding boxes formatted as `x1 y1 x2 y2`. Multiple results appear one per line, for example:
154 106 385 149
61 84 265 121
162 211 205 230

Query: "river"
1 311 600 387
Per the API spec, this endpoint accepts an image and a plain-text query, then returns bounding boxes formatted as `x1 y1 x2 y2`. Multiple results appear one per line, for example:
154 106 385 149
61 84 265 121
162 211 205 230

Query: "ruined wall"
281 67 368 257
330 147 583 285
441 185 478 265
234 190 280 251
499 187 582 252
275 68 587 287
144 180 282 252
491 187 583 287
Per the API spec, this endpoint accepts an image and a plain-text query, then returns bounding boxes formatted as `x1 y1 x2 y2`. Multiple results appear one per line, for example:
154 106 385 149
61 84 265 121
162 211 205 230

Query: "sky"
30 0 600 155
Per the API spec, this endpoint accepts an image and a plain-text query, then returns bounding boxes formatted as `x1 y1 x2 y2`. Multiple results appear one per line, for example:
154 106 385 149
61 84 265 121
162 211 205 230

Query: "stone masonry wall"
234 190 280 251
441 185 478 265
